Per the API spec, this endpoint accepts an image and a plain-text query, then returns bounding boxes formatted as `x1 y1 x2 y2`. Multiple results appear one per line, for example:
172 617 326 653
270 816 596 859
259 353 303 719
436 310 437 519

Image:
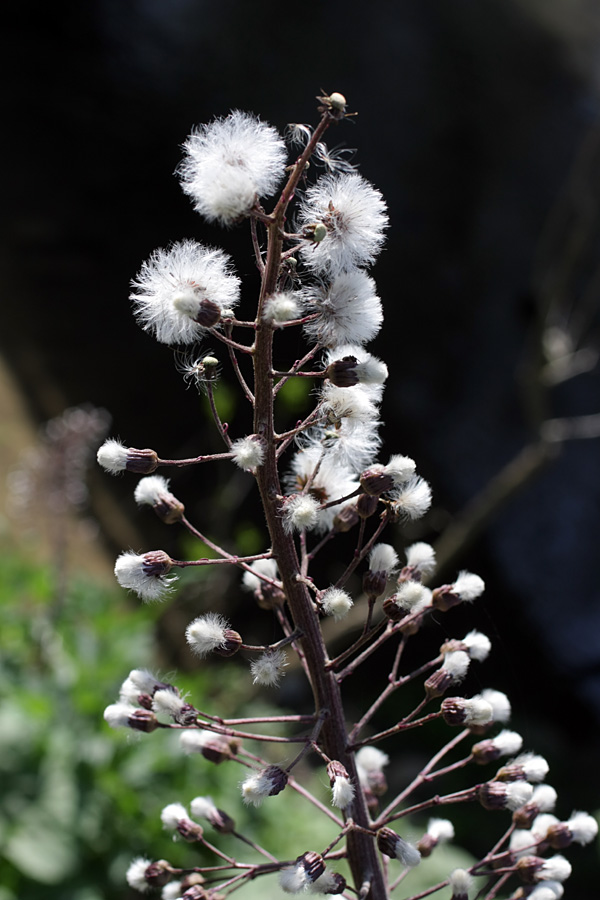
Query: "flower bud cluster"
103 668 198 731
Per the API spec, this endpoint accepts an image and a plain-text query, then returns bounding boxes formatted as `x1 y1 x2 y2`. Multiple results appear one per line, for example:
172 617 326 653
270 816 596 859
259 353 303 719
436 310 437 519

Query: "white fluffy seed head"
178 111 287 225
152 689 185 718
462 698 494 727
369 543 399 575
250 649 288 686
355 745 389 772
298 172 388 276
189 795 218 821
510 828 536 859
240 771 277 807
405 541 436 576
282 494 320 533
354 356 388 385
119 668 160 702
426 818 455 842
185 613 230 657
131 241 241 345
160 802 189 830
393 837 421 868
126 857 152 892
162 883 183 900
242 558 278 591
134 475 174 506
320 586 354 620
97 438 129 474
279 863 309 894
565 811 598 844
331 775 355 809
531 784 558 812
263 291 300 324
303 269 383 347
515 752 550 783
384 455 417 484
179 729 212 754
391 476 432 520
528 884 564 900
449 868 473 896
492 730 524 757
461 630 492 662
442 650 471 682
479 689 511 723
538 855 572 883
103 702 137 729
231 435 265 472
322 384 379 424
453 571 485 601
505 781 534 810
395 581 432 612
533 814 560 840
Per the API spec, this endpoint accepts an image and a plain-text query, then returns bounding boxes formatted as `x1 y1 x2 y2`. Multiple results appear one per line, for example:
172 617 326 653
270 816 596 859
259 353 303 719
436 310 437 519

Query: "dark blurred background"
3 0 600 895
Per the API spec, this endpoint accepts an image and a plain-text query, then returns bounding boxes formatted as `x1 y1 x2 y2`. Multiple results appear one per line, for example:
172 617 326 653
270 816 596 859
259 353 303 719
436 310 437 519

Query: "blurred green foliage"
0 546 339 899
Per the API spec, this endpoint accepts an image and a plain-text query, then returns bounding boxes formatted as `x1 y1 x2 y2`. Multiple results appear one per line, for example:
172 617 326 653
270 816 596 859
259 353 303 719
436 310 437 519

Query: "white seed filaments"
131 240 241 345
178 110 287 226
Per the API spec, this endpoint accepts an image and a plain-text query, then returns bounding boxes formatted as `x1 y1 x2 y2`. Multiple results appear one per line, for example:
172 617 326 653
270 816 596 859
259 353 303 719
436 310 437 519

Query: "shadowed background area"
2 0 600 896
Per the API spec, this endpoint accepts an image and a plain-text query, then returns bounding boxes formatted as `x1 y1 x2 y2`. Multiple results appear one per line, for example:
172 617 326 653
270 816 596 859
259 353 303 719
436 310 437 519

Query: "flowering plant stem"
102 92 595 900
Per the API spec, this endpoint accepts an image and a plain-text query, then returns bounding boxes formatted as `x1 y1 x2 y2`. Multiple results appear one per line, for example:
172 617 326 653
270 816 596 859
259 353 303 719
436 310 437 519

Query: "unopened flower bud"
472 729 523 765
364 543 398 597
160 803 203 841
173 292 222 328
449 868 473 900
126 857 174 892
212 628 243 657
404 541 436 578
425 651 470 699
516 854 572 885
441 697 494 728
360 465 395 496
200 734 240 764
329 92 347 111
186 613 237 658
327 761 355 809
190 796 236 834
356 492 379 518
241 765 288 806
496 753 549 784
179 728 240 763
109 704 159 733
416 818 455 857
433 572 485 611
114 550 176 602
333 502 359 532
299 851 326 883
182 885 211 900
477 780 534 811
356 746 389 797
547 811 598 848
326 356 361 387
376 828 421 867
134 475 185 523
97 439 160 475
513 786 558 828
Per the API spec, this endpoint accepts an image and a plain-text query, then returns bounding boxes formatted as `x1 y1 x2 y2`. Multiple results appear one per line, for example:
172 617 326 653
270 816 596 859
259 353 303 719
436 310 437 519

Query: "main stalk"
252 214 388 898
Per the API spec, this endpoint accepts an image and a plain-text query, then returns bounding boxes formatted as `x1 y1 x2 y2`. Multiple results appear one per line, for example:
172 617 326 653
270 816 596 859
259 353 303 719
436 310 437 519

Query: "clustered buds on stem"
99 92 591 900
